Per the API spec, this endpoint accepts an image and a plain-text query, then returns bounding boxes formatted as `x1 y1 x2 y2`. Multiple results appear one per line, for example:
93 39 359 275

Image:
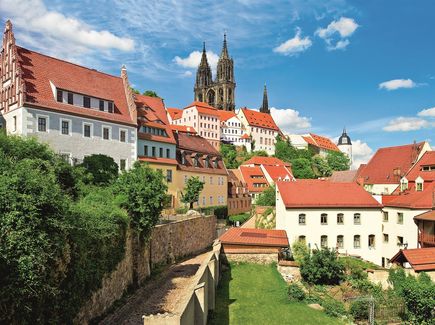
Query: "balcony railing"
419 232 435 244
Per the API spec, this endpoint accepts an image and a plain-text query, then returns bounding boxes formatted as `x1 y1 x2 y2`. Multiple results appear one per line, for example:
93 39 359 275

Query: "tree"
143 90 159 97
130 87 140 94
291 158 316 179
220 143 239 169
80 154 119 186
300 248 345 285
181 176 205 209
291 240 310 264
327 151 350 171
312 155 332 177
255 185 276 206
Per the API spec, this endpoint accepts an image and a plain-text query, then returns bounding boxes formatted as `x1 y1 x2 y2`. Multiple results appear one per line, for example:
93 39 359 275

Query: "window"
213 159 218 168
166 169 172 183
67 92 73 104
61 119 70 135
194 156 199 167
83 96 91 108
321 213 328 225
102 127 110 140
337 235 344 249
354 235 361 248
383 211 389 222
83 124 92 137
400 178 408 191
108 102 113 113
337 213 344 225
298 214 306 225
397 236 404 246
181 153 186 165
159 148 163 158
152 147 156 157
13 116 17 131
184 175 188 184
416 182 423 191
397 212 403 224
166 148 170 158
204 157 209 168
209 196 213 204
120 159 126 171
298 236 306 243
354 213 361 225
210 176 213 184
99 100 104 111
368 235 375 248
383 234 389 243
321 235 328 248
38 117 47 132
202 196 206 205
120 130 126 142
57 89 63 102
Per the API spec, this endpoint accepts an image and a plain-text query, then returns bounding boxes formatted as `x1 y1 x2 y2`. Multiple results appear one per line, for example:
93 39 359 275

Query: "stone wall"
75 215 216 325
223 253 278 264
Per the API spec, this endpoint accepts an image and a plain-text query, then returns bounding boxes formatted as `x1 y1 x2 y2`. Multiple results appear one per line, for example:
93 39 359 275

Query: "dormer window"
83 96 91 108
181 153 186 165
57 89 63 102
99 100 104 111
67 92 74 105
400 177 408 191
108 102 113 113
194 155 199 167
204 156 209 168
213 158 218 168
415 176 424 192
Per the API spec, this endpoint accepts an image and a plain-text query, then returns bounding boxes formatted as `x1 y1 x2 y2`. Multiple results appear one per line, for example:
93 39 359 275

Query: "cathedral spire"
260 84 270 114
220 33 229 58
199 41 209 67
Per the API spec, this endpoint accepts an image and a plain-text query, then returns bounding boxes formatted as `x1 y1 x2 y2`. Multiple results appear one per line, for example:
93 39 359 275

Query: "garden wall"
74 215 217 324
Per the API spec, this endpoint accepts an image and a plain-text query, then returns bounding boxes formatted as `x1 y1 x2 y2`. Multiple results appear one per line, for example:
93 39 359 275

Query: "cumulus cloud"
316 17 359 50
0 0 134 52
351 140 373 169
173 50 219 75
383 117 430 132
273 28 312 56
270 107 311 133
418 107 435 117
378 79 418 90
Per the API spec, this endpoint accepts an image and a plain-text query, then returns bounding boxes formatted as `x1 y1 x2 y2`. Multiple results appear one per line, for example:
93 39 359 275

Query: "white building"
237 107 280 155
217 110 251 151
0 21 137 170
276 180 384 265
337 128 352 165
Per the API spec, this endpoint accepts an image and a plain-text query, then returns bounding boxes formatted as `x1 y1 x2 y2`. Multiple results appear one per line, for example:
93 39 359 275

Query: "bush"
350 299 370 320
322 298 346 317
175 207 188 214
287 283 306 301
255 185 275 206
229 213 250 225
80 154 119 186
300 248 345 285
291 241 310 263
199 205 228 219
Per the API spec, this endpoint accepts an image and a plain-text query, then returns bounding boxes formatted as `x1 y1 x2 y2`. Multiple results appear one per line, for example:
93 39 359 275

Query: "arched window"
337 235 344 249
354 235 361 248
337 213 344 225
354 213 361 225
298 214 306 225
321 213 328 225
368 235 375 248
321 235 328 248
207 89 215 106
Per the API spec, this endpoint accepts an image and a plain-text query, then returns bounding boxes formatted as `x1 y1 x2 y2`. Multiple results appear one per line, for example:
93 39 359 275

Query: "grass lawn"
209 263 342 325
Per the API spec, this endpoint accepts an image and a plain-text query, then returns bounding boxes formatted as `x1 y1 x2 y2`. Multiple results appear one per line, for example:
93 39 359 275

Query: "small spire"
220 33 229 58
260 83 270 114
199 41 209 67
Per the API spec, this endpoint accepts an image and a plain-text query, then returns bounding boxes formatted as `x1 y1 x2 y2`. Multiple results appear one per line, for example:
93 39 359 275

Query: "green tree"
312 155 332 177
256 185 276 206
291 158 316 179
143 90 159 97
300 248 345 285
291 240 310 264
181 176 205 209
327 151 350 171
220 143 239 168
130 87 140 94
80 154 119 186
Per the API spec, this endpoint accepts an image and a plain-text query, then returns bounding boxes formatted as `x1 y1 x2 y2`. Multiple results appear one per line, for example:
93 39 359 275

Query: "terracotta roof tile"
303 133 339 152
239 165 269 192
404 151 435 183
171 125 197 134
262 165 294 181
138 156 178 165
242 156 290 167
219 228 289 247
217 110 236 122
167 108 182 120
385 182 435 209
390 247 435 271
414 210 435 221
330 170 358 182
16 46 135 126
240 108 279 131
185 101 220 117
175 132 220 155
277 180 382 208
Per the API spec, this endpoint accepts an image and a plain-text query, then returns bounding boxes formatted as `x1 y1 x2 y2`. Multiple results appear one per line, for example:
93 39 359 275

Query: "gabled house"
227 169 251 215
217 110 251 151
390 247 435 273
302 133 340 157
0 21 137 169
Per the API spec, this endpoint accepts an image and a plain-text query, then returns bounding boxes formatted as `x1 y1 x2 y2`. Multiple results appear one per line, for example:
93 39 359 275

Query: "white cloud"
383 117 431 132
270 107 311 132
418 107 435 117
351 140 373 169
316 17 359 50
0 0 134 52
273 28 312 56
173 50 220 75
378 79 418 90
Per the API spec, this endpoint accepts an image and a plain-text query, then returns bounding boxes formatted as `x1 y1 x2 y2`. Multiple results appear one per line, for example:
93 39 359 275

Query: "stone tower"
194 34 236 111
260 84 270 114
337 128 353 166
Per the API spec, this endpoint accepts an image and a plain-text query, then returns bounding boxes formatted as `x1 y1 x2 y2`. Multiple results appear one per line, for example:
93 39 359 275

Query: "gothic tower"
260 84 270 114
337 128 353 167
193 34 236 111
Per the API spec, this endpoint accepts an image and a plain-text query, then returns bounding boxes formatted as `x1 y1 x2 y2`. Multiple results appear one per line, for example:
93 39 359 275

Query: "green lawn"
209 263 342 325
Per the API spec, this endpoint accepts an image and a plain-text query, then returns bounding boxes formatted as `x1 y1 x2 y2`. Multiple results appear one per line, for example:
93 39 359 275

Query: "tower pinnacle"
260 84 270 114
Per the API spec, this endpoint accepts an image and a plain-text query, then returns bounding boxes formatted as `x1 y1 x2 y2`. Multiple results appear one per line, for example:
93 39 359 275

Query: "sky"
1 0 435 168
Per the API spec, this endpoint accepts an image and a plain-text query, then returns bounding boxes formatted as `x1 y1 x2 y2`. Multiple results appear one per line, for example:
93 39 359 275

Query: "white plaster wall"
364 184 399 195
3 107 24 135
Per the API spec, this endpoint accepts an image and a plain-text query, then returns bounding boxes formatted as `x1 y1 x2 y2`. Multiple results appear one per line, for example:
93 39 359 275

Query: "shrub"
80 154 119 186
350 299 370 320
287 283 306 301
300 248 344 285
199 205 228 219
255 185 276 206
229 213 250 225
322 298 347 317
291 241 310 263
175 207 188 214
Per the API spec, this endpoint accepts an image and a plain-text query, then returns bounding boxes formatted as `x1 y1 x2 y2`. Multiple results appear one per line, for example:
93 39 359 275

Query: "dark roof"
338 129 352 145
175 132 220 155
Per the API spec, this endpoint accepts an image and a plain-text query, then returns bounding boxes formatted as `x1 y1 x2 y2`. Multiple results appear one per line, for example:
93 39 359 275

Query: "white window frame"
36 114 49 133
119 158 127 171
119 128 128 143
82 122 93 138
102 125 112 140
59 118 72 136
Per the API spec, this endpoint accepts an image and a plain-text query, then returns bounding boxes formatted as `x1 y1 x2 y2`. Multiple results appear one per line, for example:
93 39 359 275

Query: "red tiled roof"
175 132 220 155
390 248 435 271
241 133 250 140
414 210 435 221
277 180 382 208
138 156 178 165
171 125 197 134
404 151 435 183
356 142 426 184
263 165 294 181
220 227 289 247
240 108 279 131
385 182 435 209
239 165 269 192
185 101 220 117
167 108 182 120
217 110 236 122
302 135 317 146
242 156 290 167
330 170 358 183
302 133 339 152
16 46 135 126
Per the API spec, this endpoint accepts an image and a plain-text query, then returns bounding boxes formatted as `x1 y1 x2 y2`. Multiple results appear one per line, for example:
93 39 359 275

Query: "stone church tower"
194 34 236 111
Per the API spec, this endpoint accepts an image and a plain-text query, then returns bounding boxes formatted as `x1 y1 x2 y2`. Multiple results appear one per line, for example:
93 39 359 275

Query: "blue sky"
1 0 435 166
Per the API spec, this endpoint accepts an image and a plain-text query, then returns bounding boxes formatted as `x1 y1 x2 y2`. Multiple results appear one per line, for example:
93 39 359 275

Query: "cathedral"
194 34 236 111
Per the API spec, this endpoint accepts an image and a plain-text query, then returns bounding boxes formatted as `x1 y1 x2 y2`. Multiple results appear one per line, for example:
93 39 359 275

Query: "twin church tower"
194 34 270 114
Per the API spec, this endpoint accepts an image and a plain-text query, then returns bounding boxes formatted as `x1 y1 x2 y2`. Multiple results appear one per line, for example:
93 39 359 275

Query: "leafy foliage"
322 298 346 317
80 154 119 186
287 283 306 301
300 248 345 285
326 151 350 171
350 299 370 320
291 240 310 264
255 185 276 206
229 212 250 225
181 176 205 209
143 90 159 97
220 143 240 168
312 155 332 177
291 158 316 179
198 205 228 219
